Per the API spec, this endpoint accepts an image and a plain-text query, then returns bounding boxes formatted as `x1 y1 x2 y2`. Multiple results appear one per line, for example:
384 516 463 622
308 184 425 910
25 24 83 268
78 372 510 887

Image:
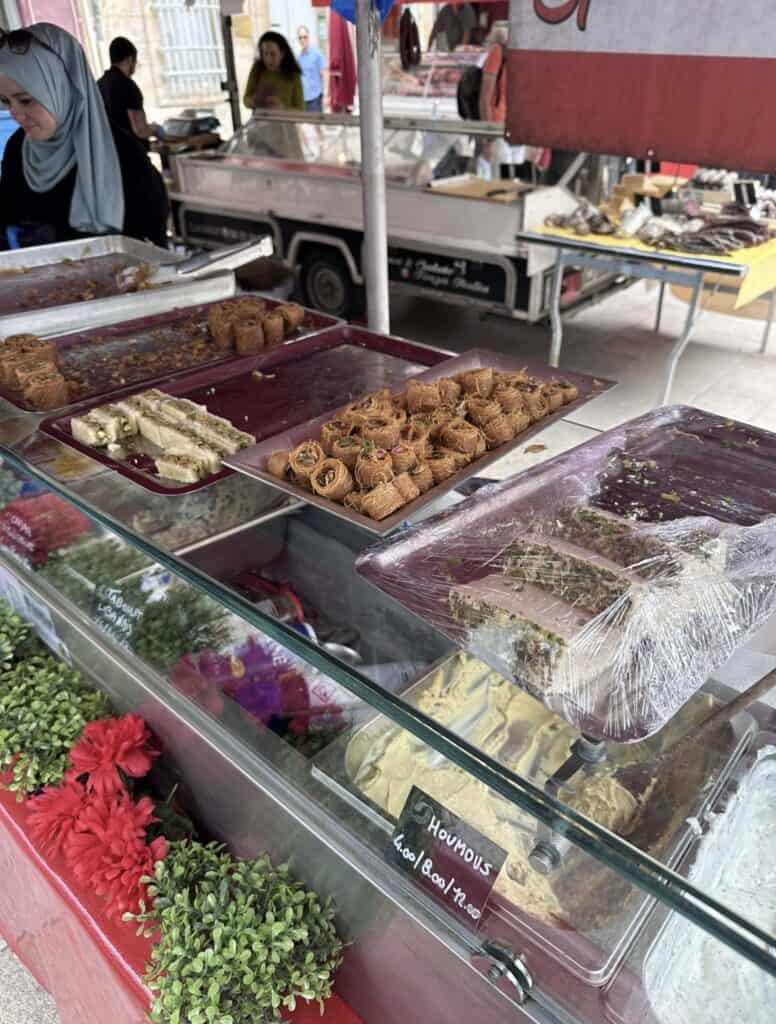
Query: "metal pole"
220 14 242 134
355 0 390 333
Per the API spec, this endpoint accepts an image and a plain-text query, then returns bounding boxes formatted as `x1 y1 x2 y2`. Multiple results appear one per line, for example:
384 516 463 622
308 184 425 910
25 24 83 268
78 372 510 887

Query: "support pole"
221 15 242 134
355 0 390 333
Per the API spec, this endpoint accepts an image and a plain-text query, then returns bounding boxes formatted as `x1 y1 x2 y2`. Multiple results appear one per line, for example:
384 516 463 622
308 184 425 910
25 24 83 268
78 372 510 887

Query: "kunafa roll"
361 481 406 521
400 422 432 459
427 408 454 439
409 461 434 493
275 303 305 332
438 378 462 407
389 443 418 474
406 379 441 413
559 379 579 404
363 416 401 449
393 472 421 503
344 491 365 513
321 418 353 454
330 435 363 469
426 448 460 483
267 450 291 479
483 413 515 449
465 397 501 427
355 446 394 488
508 408 531 435
439 417 482 456
542 381 565 412
517 383 549 421
262 312 285 347
458 367 494 398
289 440 325 483
234 320 264 354
311 458 354 501
493 384 525 414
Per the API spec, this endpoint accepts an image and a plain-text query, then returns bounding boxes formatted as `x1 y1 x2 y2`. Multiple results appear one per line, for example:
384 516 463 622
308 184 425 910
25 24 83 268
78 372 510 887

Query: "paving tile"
0 948 59 1024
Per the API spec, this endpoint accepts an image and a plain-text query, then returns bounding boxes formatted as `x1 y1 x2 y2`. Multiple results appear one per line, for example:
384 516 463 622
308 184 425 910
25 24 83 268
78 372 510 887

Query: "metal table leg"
548 249 565 368
659 269 703 406
760 290 776 354
654 280 666 332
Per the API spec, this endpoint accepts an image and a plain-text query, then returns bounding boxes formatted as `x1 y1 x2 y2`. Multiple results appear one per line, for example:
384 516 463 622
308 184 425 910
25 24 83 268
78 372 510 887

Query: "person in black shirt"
98 36 162 151
0 23 168 248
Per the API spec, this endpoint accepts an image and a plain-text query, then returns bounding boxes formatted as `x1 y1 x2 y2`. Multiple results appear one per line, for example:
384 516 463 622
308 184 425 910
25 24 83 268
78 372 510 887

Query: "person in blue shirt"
296 26 325 112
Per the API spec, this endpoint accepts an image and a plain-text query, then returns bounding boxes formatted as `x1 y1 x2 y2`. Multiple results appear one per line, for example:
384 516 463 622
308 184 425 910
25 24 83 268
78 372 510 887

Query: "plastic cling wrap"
357 407 776 742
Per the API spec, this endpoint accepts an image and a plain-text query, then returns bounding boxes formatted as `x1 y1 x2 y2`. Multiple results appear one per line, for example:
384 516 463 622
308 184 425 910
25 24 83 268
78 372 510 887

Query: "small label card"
387 785 507 930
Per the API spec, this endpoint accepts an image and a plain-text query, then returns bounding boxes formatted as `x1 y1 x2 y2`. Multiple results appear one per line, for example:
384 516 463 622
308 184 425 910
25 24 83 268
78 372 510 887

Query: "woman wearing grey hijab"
0 23 168 248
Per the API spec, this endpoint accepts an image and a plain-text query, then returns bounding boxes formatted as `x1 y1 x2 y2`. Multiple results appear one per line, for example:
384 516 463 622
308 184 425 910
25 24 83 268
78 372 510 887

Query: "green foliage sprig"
0 654 110 797
0 599 37 674
127 840 344 1024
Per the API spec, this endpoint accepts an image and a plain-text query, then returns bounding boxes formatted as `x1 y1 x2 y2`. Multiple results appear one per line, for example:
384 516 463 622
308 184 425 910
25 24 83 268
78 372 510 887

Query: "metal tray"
312 654 756 990
0 295 340 415
0 235 236 339
227 350 613 536
40 325 451 495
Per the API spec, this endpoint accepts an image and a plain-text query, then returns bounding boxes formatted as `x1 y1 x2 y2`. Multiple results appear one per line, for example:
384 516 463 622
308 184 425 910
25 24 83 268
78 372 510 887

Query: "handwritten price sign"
387 786 507 931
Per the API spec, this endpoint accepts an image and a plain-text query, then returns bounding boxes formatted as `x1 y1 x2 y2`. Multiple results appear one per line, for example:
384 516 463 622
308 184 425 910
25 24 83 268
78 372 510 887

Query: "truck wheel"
300 247 363 319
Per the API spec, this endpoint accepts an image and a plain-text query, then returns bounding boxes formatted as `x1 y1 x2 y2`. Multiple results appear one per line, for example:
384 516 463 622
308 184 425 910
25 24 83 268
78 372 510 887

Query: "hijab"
0 23 124 234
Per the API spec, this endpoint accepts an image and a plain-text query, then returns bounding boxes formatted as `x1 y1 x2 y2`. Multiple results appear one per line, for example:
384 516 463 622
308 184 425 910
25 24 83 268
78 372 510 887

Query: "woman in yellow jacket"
244 32 304 113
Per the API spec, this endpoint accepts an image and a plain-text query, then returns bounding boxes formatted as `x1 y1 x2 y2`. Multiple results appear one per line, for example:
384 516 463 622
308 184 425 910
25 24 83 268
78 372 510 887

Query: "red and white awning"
507 1 776 171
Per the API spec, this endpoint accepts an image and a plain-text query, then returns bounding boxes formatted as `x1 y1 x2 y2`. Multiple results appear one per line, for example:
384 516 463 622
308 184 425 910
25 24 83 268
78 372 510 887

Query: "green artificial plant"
127 840 344 1024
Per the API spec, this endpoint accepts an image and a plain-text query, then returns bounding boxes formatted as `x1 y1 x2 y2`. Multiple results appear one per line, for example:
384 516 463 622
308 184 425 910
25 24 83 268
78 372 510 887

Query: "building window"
151 0 226 99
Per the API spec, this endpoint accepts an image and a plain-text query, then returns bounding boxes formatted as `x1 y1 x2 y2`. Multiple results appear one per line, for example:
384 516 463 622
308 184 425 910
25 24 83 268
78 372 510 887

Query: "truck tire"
300 247 363 320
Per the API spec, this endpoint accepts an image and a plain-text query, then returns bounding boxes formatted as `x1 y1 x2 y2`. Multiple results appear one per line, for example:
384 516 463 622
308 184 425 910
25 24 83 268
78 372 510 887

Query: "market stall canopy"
508 1 776 172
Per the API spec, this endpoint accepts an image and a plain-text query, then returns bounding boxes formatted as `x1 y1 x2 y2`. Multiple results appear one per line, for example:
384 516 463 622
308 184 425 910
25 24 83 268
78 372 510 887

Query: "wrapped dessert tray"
40 326 452 495
0 235 236 339
0 295 341 415
227 346 613 536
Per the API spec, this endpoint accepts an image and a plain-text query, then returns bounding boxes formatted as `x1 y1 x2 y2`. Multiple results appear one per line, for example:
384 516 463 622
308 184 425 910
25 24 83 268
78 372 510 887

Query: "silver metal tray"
227 349 614 536
313 655 756 988
0 235 236 339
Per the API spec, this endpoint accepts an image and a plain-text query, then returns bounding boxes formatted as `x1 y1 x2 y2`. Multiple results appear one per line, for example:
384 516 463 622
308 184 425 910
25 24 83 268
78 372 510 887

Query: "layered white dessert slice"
71 412 111 447
86 403 138 443
154 453 206 483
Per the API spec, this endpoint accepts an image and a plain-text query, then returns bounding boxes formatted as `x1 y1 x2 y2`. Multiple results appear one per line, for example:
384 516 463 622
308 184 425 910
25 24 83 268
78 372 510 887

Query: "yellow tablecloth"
538 226 776 309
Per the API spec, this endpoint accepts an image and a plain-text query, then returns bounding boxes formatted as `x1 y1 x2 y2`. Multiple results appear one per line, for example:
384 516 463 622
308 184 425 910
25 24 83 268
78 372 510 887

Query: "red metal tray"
40 326 451 494
227 350 613 535
0 294 339 414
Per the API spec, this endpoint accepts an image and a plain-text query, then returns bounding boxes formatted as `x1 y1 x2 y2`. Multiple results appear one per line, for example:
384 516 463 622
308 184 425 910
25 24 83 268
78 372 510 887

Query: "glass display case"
0 370 773 1024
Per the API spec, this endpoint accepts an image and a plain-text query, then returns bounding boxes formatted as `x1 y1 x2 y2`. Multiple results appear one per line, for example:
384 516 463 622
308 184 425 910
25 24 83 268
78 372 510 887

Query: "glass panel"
0 441 774 1007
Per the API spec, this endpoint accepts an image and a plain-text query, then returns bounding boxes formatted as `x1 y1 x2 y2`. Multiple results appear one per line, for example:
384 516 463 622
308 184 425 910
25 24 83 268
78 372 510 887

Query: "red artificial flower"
26 779 87 857
64 791 167 918
69 715 160 796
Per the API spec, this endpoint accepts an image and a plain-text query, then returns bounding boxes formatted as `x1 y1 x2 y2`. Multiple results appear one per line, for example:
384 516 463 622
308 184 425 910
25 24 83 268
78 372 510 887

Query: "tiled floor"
4 278 776 1020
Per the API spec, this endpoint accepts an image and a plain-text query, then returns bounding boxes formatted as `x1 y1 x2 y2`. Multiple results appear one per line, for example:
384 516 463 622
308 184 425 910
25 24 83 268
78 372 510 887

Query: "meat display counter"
0 394 773 1023
169 119 626 322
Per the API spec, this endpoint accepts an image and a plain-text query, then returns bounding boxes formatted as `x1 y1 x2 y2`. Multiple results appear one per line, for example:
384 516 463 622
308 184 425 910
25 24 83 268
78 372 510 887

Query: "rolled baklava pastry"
409 461 434 493
406 379 442 413
439 417 482 456
361 481 406 521
494 369 527 389
408 413 434 439
321 418 353 454
330 434 363 469
458 367 494 398
234 319 265 355
355 446 394 488
343 390 392 429
389 443 418 474
493 384 525 414
517 383 549 421
208 309 235 351
482 412 516 449
310 458 354 501
266 450 291 479
542 381 565 412
262 312 285 347
426 447 460 483
508 408 531 435
428 408 454 439
289 440 325 483
363 416 401 449
466 397 502 427
559 379 579 404
438 378 462 407
393 472 421 504
275 303 306 333
344 491 365 513
400 422 432 459
474 429 488 457
236 297 267 319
